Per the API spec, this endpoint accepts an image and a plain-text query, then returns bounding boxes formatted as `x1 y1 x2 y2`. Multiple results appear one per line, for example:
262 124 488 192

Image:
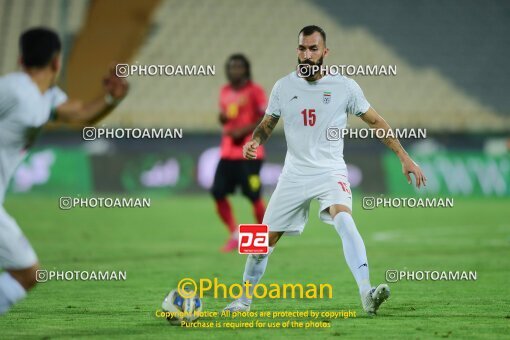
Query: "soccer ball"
161 288 203 325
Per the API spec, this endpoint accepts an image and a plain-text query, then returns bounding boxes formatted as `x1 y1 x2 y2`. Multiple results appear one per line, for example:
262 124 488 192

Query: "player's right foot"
221 237 238 252
362 284 390 315
223 299 251 312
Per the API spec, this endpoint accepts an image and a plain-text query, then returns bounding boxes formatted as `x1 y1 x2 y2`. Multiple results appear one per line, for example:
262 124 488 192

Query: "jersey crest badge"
323 91 331 104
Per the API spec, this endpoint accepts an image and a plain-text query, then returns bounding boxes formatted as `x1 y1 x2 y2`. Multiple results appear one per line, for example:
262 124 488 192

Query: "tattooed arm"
360 107 427 188
243 115 279 160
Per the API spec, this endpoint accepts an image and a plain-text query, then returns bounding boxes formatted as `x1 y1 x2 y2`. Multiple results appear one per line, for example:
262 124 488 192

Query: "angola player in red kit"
212 54 267 252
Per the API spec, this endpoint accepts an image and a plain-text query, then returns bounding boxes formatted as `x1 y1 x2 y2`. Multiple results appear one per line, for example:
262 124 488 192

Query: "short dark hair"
298 25 326 45
20 27 61 68
225 53 251 80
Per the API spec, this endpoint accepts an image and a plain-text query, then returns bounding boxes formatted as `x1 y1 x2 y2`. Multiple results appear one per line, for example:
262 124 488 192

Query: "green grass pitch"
0 194 508 339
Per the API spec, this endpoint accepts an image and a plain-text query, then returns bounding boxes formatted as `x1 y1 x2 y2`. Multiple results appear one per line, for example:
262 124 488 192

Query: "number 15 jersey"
265 71 370 177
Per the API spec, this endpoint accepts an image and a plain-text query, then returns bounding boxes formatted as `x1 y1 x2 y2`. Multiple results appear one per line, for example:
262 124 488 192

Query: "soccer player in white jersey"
224 25 427 315
0 27 128 314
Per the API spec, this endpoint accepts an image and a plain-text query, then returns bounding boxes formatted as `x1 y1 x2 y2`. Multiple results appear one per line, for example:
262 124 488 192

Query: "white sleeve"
46 86 68 121
346 79 370 116
265 80 282 118
0 83 17 120
48 86 68 108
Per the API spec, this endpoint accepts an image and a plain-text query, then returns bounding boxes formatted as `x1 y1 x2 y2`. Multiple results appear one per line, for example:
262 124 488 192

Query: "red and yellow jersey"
219 81 267 160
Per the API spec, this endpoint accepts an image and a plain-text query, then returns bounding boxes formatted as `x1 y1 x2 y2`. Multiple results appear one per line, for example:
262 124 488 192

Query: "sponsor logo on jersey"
323 91 331 104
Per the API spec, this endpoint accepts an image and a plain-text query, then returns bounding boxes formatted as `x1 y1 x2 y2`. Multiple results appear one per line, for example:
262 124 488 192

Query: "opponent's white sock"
240 246 274 304
334 212 372 295
0 272 27 314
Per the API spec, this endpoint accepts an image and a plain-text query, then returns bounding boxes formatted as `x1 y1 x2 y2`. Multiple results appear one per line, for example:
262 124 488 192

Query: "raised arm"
54 66 129 126
360 107 427 188
243 115 279 159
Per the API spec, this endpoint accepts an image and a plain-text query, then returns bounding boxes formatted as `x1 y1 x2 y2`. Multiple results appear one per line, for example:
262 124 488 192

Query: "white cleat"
223 299 251 312
362 284 390 315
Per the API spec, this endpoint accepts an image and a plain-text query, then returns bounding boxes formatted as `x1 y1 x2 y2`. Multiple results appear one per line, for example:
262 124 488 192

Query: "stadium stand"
105 0 509 131
0 0 89 75
312 0 510 118
65 0 160 101
0 0 508 131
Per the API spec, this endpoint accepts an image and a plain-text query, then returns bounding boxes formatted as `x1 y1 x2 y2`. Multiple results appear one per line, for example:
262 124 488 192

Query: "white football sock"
240 246 274 304
334 212 372 295
0 272 27 314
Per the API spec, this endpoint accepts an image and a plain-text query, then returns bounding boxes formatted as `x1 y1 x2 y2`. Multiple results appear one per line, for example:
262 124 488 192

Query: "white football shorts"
262 172 352 236
0 205 38 269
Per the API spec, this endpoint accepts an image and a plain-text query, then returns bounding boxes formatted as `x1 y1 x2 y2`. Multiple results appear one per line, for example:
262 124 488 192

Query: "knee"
329 204 352 220
268 232 283 247
8 263 40 291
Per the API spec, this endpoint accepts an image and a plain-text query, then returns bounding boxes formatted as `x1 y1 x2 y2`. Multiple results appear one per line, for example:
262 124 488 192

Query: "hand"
243 139 259 160
402 157 427 188
103 65 129 100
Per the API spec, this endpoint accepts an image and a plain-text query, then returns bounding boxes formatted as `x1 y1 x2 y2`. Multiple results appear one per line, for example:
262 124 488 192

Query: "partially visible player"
211 54 267 252
0 27 128 314
224 25 427 314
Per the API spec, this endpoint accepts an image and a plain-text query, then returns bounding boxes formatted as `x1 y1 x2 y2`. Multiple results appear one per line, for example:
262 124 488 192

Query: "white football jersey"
0 72 67 203
265 71 370 177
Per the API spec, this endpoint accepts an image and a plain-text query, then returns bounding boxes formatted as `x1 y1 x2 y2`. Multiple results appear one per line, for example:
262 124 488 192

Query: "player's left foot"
223 299 251 312
221 237 238 252
362 283 390 315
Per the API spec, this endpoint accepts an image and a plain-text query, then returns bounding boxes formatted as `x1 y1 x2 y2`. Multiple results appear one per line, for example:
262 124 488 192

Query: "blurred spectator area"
0 0 89 80
1 0 509 132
